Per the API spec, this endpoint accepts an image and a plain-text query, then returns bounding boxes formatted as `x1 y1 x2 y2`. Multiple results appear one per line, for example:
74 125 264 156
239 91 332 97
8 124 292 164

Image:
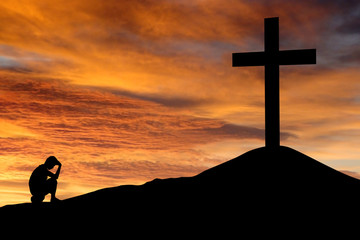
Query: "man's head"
45 156 58 169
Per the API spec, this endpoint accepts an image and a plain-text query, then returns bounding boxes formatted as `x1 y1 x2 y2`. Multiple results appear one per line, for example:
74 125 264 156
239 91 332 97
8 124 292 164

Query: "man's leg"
46 178 60 202
31 194 45 204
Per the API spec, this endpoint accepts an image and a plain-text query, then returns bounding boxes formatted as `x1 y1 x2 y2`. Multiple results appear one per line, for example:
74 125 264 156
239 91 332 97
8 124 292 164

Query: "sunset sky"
1 0 360 206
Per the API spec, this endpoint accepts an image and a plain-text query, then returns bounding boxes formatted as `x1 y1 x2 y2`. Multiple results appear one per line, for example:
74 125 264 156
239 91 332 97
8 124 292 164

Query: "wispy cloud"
1 0 360 205
0 72 269 204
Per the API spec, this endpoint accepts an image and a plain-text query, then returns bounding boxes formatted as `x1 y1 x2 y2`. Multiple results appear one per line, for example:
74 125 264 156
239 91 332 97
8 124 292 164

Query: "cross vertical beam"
264 17 280 148
232 17 316 148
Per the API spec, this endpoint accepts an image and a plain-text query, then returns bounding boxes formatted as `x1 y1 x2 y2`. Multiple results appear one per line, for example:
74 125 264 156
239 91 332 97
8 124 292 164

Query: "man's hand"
56 160 62 166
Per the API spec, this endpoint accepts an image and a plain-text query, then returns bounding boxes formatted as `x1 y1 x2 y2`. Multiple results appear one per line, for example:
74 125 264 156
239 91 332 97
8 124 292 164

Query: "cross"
232 17 316 148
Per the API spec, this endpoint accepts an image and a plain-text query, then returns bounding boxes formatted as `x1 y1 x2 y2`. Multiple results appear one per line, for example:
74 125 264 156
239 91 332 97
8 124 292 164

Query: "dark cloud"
78 159 207 180
189 123 296 142
337 15 360 35
193 123 264 139
97 86 212 108
338 49 360 64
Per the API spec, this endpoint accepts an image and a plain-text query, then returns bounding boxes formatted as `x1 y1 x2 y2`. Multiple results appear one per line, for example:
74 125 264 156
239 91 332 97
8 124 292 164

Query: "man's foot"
51 197 61 203
31 195 45 204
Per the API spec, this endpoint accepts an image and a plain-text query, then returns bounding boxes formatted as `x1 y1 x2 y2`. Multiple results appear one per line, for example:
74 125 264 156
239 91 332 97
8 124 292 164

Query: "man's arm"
54 161 62 179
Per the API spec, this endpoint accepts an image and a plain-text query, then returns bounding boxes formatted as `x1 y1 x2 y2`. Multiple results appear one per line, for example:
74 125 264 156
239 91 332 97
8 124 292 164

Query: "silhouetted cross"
232 17 316 148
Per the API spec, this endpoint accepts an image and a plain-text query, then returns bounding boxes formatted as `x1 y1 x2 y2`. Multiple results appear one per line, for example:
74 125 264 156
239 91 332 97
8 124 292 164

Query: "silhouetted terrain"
2 146 360 234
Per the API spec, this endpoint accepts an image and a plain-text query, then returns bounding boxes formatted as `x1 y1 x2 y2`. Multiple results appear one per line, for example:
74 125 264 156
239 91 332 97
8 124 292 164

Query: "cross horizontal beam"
232 49 316 67
232 17 317 148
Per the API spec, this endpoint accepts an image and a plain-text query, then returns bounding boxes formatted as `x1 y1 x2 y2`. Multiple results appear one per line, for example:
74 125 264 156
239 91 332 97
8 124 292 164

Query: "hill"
1 146 360 234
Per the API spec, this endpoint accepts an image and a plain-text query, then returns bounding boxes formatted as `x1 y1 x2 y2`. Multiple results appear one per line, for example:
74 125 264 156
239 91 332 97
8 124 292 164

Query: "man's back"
29 164 50 194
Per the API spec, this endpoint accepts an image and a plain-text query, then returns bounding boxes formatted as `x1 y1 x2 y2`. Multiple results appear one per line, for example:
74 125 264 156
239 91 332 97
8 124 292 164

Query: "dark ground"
1 146 360 236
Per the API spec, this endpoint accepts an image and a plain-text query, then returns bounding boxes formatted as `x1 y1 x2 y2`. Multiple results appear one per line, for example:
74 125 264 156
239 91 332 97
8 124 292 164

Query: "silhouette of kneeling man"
29 156 62 204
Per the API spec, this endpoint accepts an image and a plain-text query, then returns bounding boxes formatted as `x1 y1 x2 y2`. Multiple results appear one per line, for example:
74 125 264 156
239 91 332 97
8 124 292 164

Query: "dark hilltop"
1 146 360 235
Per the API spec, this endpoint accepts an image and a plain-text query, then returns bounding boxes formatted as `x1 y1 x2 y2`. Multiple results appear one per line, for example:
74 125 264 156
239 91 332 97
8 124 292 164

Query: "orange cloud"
1 0 360 206
0 72 270 205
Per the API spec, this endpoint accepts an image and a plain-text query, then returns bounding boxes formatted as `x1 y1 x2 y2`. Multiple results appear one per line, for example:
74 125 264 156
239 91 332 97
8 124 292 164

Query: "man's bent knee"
46 178 58 192
48 177 58 185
